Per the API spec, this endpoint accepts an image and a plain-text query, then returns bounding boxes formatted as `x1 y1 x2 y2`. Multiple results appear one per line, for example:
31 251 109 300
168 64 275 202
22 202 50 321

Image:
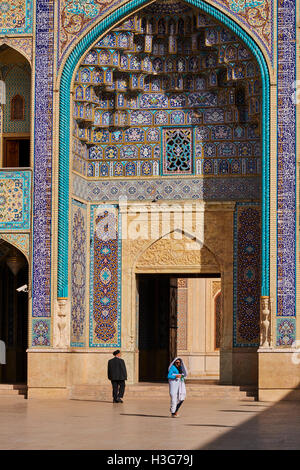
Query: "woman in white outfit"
167 357 188 418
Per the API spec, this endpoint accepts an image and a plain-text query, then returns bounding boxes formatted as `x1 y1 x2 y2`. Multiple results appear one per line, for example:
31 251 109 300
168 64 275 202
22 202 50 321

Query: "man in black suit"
107 350 127 403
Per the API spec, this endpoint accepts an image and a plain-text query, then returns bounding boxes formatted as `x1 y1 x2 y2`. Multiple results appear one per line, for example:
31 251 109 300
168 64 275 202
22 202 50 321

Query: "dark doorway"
3 138 30 168
0 242 28 383
138 273 221 382
138 274 170 382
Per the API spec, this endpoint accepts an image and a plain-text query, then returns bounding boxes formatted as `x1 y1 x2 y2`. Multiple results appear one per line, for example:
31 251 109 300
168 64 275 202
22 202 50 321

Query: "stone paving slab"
0 397 299 450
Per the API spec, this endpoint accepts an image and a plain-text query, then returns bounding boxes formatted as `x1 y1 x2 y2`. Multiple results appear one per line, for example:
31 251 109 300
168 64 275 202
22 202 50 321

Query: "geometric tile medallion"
31 318 51 347
0 171 31 230
276 318 296 347
162 127 193 175
233 203 261 347
89 204 121 347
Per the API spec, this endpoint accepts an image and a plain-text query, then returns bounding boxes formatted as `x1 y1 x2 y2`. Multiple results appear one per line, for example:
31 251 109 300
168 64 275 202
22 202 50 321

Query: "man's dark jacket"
107 357 127 381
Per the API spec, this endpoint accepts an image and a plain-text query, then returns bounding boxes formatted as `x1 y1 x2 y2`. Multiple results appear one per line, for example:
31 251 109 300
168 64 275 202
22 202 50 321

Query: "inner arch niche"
0 45 31 169
57 0 270 306
71 0 262 181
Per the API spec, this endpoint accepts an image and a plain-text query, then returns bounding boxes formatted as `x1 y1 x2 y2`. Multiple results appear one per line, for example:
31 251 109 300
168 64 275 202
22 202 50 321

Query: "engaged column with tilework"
177 278 188 351
276 0 296 342
31 0 54 346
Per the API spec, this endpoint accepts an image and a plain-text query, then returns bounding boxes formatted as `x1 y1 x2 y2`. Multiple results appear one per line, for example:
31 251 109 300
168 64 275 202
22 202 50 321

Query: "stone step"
70 383 257 402
0 389 21 395
0 384 27 391
0 394 27 399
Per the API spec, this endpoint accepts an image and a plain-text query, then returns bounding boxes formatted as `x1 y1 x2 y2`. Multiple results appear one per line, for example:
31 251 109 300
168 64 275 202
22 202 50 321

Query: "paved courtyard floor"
0 396 300 450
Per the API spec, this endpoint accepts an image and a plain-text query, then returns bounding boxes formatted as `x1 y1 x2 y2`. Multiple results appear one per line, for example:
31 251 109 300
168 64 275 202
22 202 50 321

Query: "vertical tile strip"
71 200 87 347
234 203 261 347
277 0 296 319
32 1 54 346
89 204 121 347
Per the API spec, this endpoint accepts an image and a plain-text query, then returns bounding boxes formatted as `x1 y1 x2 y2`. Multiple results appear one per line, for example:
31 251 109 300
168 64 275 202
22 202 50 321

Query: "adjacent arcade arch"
0 240 28 384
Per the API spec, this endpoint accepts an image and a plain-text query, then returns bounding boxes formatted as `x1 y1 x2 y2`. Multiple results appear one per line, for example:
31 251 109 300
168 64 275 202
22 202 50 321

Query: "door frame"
136 272 221 382
2 134 30 168
0 241 29 384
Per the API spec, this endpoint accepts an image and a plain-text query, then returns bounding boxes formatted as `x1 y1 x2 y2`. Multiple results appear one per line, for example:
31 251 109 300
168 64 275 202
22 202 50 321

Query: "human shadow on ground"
70 399 115 404
217 409 260 413
186 424 234 428
239 404 269 407
120 413 170 418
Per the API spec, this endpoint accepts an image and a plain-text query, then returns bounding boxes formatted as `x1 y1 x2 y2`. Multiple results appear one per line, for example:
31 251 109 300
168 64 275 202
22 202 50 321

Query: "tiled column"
31 0 55 345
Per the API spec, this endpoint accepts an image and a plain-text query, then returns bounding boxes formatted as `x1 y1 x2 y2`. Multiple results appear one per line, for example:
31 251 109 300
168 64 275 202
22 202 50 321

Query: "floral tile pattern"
0 171 31 231
89 204 121 347
0 0 33 34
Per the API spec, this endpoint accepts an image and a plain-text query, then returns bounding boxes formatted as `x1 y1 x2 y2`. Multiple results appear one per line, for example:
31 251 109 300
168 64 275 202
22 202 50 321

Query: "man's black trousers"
111 380 125 401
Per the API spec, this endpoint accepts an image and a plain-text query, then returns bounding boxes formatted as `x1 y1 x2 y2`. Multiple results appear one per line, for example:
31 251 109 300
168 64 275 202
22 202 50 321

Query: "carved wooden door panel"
169 277 178 363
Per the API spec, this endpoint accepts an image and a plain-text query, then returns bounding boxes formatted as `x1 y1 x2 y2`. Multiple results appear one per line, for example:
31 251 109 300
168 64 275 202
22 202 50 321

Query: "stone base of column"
220 349 258 385
258 349 300 401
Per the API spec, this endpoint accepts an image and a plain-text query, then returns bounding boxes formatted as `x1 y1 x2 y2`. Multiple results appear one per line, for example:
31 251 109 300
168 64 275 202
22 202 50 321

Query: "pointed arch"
0 236 29 263
58 0 270 300
11 94 25 121
0 42 32 68
0 237 29 383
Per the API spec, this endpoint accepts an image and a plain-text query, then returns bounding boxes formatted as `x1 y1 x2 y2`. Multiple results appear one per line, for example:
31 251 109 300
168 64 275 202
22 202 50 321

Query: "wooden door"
4 140 19 167
169 277 178 363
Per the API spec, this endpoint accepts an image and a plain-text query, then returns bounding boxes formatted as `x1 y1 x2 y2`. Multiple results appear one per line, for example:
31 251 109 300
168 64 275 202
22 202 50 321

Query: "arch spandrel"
0 39 33 66
0 235 30 262
57 0 274 78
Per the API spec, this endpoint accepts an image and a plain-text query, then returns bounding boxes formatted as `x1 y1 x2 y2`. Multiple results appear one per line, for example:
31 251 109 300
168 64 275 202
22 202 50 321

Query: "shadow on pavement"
120 413 170 419
198 392 300 450
186 424 234 428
